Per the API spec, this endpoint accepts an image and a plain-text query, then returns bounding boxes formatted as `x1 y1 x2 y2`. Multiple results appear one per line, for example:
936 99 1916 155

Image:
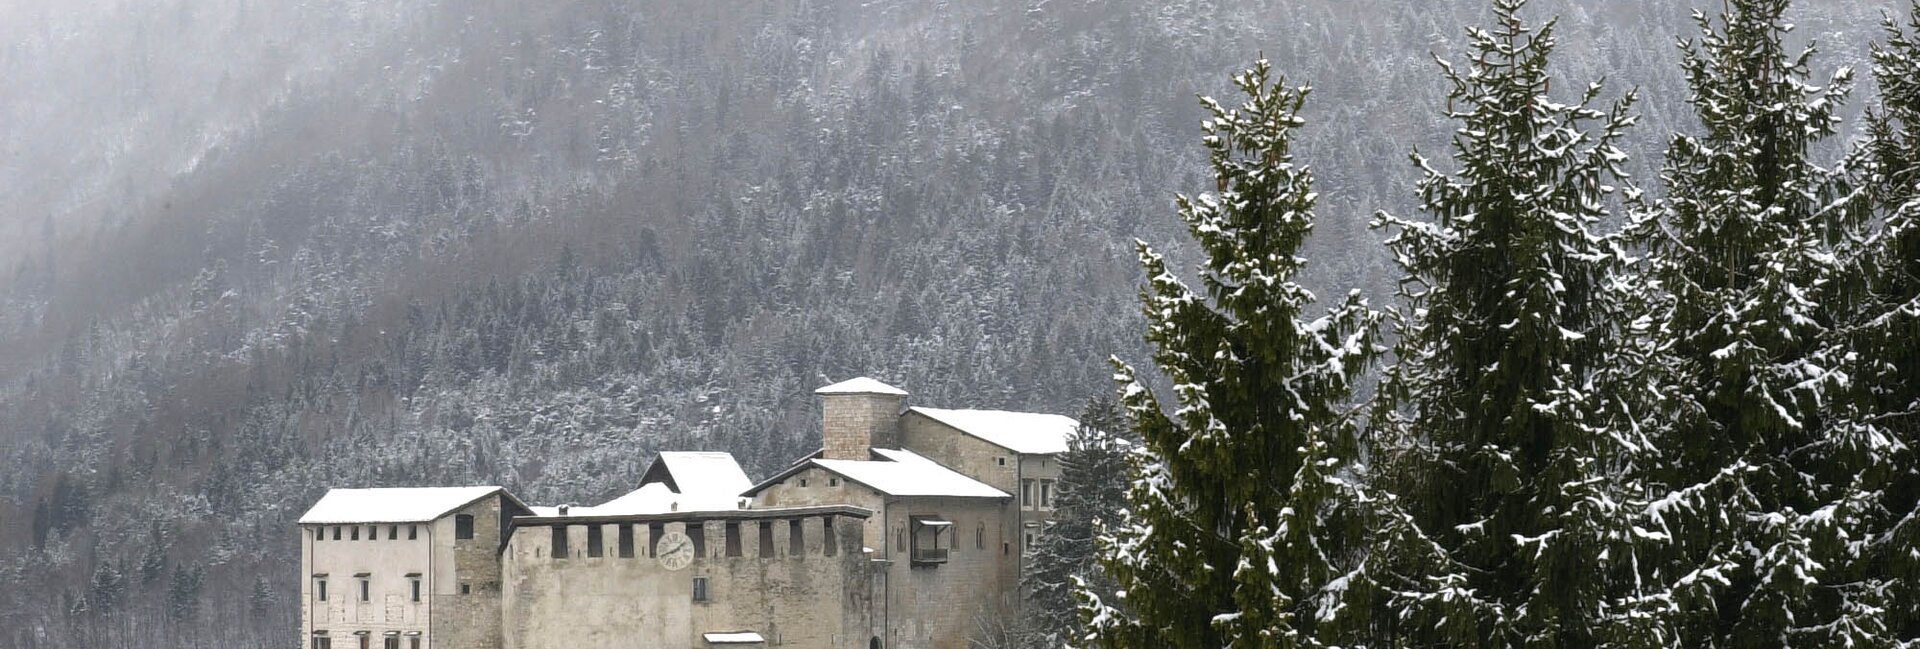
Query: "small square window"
828 477 840 487
455 514 475 540
995 457 1007 466
692 576 710 602
460 582 471 595
799 478 809 488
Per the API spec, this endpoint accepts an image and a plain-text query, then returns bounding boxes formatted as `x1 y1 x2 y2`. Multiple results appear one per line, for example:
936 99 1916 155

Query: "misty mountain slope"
0 0 1897 646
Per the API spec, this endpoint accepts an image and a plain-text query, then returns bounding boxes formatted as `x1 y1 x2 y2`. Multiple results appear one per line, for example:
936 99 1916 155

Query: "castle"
296 377 1077 649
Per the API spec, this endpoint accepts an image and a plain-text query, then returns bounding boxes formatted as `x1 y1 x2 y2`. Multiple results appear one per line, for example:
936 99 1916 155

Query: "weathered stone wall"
500 508 874 649
822 392 906 460
430 495 507 649
302 522 435 646
756 466 889 554
874 496 1016 649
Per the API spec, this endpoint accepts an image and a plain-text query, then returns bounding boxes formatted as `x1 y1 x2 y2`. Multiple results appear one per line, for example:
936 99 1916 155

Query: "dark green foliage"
1368 1 1649 645
1023 395 1132 647
1089 58 1384 649
1624 0 1882 644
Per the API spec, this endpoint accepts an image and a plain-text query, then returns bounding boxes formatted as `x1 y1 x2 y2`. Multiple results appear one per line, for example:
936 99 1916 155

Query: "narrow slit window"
617 524 635 559
315 577 328 602
758 521 775 556
789 520 804 555
724 522 742 558
687 525 706 557
822 517 836 556
649 522 665 557
551 526 570 559
587 525 604 558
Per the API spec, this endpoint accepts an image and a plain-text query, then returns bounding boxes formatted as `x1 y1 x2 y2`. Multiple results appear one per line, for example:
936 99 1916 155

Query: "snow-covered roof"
650 451 754 498
814 376 908 396
808 448 1010 498
703 631 766 644
908 407 1077 455
299 486 506 524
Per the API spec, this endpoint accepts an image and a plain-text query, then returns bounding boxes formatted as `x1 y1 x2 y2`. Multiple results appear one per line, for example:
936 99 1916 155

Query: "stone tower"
816 377 908 460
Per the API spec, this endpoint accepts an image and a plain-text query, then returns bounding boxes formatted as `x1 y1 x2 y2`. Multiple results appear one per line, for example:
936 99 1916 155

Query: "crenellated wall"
500 506 875 649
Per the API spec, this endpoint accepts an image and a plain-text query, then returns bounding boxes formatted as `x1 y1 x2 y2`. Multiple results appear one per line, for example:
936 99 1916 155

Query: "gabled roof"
814 377 908 396
746 448 1009 499
907 407 1078 455
299 486 516 524
646 451 753 499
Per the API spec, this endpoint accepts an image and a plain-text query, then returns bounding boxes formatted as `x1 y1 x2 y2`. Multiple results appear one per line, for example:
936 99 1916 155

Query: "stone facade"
297 377 1073 649
501 507 874 649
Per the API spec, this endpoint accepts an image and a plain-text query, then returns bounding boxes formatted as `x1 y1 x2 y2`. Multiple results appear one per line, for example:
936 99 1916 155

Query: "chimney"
816 377 908 460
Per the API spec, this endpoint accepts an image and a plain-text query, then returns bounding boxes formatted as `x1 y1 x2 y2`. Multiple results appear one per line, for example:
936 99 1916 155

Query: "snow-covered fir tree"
1084 58 1385 649
1623 0 1877 644
1368 0 1651 644
1824 2 1920 640
1023 395 1131 647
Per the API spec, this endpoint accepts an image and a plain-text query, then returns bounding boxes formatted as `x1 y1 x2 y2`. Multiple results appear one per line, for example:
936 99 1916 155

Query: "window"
1021 479 1035 509
385 637 400 649
995 456 1007 466
894 526 906 552
455 514 475 540
758 521 775 557
358 575 371 602
587 525 604 558
822 517 836 556
828 477 840 487
724 522 741 557
410 639 420 649
799 478 809 487
1039 480 1054 510
333 526 342 540
408 574 421 602
687 525 706 557
407 525 418 540
910 516 952 565
976 523 985 550
388 525 399 540
311 637 331 649
350 526 360 541
617 524 635 559
359 636 369 649
551 525 570 559
367 526 377 541
692 576 710 602
315 576 328 602
314 527 324 542
789 520 804 555
1024 532 1036 554
460 582 471 595
649 523 665 557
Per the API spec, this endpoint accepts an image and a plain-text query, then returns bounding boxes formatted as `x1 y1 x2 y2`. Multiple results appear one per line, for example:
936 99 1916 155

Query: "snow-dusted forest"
0 0 1907 646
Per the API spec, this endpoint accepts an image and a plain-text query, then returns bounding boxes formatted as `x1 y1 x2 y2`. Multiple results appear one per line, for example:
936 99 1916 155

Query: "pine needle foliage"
1623 0 1881 644
1086 58 1385 649
1369 0 1650 645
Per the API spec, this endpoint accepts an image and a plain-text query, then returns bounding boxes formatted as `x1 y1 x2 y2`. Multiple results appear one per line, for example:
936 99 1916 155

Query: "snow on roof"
299 486 504 524
908 407 1078 455
814 376 908 396
654 451 753 498
702 631 766 644
812 448 1010 498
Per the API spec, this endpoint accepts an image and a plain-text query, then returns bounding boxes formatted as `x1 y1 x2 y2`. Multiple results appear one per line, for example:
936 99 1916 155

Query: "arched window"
870 637 882 649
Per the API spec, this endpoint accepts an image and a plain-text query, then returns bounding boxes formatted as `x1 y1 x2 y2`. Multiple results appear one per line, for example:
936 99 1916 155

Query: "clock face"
656 531 695 571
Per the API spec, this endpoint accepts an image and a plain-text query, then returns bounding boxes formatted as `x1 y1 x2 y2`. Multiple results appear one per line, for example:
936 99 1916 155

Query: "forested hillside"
0 1 1894 646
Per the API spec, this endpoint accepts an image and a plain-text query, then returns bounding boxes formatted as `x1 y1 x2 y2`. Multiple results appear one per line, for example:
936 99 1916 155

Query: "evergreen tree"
1826 2 1920 640
1624 0 1873 644
1085 58 1385 648
1025 395 1132 647
1369 1 1649 644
